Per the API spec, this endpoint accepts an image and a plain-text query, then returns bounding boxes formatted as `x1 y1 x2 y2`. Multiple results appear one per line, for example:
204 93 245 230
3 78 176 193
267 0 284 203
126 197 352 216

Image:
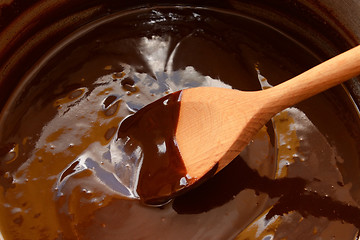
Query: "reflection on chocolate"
0 6 359 240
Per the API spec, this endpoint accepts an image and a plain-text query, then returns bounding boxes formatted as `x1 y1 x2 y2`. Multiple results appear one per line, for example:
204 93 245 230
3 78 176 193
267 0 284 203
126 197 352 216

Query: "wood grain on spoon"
176 45 360 180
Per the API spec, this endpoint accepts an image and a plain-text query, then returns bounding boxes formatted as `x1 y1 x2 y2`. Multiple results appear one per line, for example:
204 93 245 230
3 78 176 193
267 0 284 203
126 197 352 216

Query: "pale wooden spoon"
177 45 360 180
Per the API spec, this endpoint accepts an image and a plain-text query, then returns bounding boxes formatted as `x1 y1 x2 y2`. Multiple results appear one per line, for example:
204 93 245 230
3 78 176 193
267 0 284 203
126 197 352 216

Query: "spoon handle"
263 45 360 111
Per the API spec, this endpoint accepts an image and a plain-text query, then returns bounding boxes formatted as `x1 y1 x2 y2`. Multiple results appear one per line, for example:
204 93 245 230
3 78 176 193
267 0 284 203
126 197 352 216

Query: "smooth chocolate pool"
0 6 360 240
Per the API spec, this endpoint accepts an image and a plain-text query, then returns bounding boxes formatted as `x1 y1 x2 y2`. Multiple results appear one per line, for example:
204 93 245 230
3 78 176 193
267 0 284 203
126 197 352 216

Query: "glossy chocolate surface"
117 91 194 204
0 6 360 240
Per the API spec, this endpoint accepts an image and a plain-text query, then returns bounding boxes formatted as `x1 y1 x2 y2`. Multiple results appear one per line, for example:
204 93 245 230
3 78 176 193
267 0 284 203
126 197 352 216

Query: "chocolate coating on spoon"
117 90 195 204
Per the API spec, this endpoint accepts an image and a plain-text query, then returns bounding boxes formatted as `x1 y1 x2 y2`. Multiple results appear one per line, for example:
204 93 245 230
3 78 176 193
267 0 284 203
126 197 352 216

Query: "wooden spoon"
176 45 360 180
121 45 360 204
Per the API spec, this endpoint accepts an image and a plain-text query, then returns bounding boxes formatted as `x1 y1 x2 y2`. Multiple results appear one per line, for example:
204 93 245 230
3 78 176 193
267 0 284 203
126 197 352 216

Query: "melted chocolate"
0 6 359 240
